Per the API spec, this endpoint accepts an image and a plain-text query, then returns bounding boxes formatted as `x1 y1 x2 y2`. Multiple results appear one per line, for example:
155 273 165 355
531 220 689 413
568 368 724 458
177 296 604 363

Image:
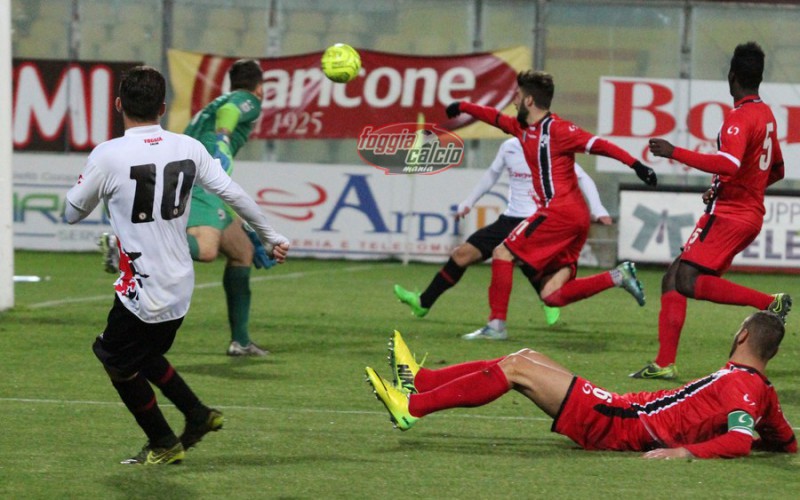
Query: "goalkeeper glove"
632 161 657 187
242 222 276 270
446 101 462 119
213 133 233 174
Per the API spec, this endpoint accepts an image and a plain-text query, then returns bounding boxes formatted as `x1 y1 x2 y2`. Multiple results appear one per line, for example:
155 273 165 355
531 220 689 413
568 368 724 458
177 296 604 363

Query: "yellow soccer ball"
321 43 362 83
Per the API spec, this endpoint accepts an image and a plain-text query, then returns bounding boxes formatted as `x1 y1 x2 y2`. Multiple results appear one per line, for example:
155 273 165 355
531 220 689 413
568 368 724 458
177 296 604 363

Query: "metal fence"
11 0 800 211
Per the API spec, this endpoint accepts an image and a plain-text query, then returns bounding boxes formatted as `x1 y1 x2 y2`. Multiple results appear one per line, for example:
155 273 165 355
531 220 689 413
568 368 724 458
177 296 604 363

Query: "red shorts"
552 377 656 452
681 214 761 274
504 204 589 277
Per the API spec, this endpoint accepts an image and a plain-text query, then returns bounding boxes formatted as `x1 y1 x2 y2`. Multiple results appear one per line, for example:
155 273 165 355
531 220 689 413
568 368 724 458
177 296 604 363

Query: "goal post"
0 0 14 311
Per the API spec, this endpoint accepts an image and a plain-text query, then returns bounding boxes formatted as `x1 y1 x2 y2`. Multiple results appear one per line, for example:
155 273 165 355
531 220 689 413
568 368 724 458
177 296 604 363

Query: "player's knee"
675 276 695 298
674 266 698 297
451 244 478 266
195 245 219 262
103 365 138 382
492 244 512 261
500 349 537 377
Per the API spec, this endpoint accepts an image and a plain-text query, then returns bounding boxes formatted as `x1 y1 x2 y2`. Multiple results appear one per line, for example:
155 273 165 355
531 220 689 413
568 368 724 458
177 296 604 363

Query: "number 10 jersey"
67 124 233 323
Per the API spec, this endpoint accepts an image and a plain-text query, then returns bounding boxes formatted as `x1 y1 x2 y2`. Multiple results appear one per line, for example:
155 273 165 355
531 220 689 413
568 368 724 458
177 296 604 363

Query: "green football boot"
542 305 561 326
393 284 429 318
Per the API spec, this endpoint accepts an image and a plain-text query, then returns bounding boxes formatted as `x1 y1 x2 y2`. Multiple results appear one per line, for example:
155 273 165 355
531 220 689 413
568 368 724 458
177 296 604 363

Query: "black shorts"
92 295 184 377
466 215 525 260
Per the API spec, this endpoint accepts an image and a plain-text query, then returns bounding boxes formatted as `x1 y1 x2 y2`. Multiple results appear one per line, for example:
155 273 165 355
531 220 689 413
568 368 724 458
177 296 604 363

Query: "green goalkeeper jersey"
183 89 262 162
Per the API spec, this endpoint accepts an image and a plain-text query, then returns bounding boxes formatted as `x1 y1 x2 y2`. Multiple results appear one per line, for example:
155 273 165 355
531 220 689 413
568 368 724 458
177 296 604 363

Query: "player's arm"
767 161 785 187
680 410 758 459
64 158 104 224
767 139 785 187
584 134 657 186
752 394 797 453
197 148 290 262
456 168 501 219
574 164 611 224
446 101 522 137
649 138 738 176
213 102 241 174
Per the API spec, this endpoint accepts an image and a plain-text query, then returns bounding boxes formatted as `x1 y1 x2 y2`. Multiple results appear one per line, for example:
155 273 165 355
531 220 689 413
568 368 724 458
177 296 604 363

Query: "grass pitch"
2 251 799 498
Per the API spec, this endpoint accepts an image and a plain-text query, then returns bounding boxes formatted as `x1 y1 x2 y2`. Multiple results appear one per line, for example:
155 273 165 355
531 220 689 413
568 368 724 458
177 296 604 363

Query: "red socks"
414 358 505 393
655 291 687 367
488 259 514 320
542 271 614 307
693 275 774 309
409 363 510 418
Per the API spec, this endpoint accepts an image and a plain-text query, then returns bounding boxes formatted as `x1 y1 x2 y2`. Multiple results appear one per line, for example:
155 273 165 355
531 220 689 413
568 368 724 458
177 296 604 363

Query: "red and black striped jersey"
460 102 637 210
622 362 795 458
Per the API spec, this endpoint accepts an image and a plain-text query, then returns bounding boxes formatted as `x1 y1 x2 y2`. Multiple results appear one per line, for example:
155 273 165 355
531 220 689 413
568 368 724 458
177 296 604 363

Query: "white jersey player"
66 107 287 324
393 137 611 327
64 66 289 466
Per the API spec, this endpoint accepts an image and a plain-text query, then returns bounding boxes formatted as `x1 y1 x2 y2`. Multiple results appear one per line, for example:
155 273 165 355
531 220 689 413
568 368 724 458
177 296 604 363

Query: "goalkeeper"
184 59 275 356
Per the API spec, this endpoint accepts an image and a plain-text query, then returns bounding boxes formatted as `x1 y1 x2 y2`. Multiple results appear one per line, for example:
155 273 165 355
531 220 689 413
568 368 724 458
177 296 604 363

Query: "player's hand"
446 101 462 119
648 138 674 158
253 245 276 269
454 203 471 220
213 133 233 174
242 222 277 269
702 187 716 205
271 242 290 263
632 161 657 186
594 215 613 226
642 447 693 460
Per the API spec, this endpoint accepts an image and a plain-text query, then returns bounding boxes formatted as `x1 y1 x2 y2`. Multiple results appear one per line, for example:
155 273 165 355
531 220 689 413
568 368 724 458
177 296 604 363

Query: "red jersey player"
366 311 796 460
445 70 658 340
631 41 791 380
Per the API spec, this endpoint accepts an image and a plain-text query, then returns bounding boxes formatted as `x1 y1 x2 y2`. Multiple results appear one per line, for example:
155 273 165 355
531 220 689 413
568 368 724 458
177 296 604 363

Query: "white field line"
27 264 391 309
3 397 798 431
0 396 550 423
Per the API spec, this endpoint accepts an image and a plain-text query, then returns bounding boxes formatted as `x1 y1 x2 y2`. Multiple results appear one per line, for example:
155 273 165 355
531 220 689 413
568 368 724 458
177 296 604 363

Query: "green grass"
2 251 799 498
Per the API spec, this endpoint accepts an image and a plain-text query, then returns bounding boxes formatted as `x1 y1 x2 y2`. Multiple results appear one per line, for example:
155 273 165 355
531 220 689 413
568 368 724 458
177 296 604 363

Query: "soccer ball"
321 43 362 83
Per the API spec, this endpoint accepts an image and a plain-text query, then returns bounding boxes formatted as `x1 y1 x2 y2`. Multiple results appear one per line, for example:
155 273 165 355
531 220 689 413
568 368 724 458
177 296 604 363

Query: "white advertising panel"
618 187 800 270
597 76 800 179
12 153 508 262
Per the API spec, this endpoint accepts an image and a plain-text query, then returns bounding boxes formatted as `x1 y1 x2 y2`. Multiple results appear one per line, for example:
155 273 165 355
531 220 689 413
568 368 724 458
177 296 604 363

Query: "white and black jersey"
66 124 287 323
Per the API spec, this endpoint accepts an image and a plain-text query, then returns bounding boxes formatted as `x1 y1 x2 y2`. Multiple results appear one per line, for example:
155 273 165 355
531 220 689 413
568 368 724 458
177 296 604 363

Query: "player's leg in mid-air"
394 215 560 324
464 209 644 341
393 241 483 318
631 214 791 380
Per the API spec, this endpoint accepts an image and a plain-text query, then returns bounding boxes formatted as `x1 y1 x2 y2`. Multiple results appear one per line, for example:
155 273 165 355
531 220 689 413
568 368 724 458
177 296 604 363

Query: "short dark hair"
730 42 764 90
517 70 554 110
118 66 165 121
742 311 785 360
229 59 263 91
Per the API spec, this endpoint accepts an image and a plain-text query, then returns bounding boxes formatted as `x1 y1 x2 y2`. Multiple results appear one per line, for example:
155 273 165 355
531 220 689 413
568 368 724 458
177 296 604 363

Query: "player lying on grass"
365 312 796 459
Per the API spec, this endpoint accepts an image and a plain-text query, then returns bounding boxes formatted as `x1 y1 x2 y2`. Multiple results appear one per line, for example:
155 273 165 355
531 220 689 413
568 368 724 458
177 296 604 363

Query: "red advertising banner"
12 59 141 152
167 47 530 139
